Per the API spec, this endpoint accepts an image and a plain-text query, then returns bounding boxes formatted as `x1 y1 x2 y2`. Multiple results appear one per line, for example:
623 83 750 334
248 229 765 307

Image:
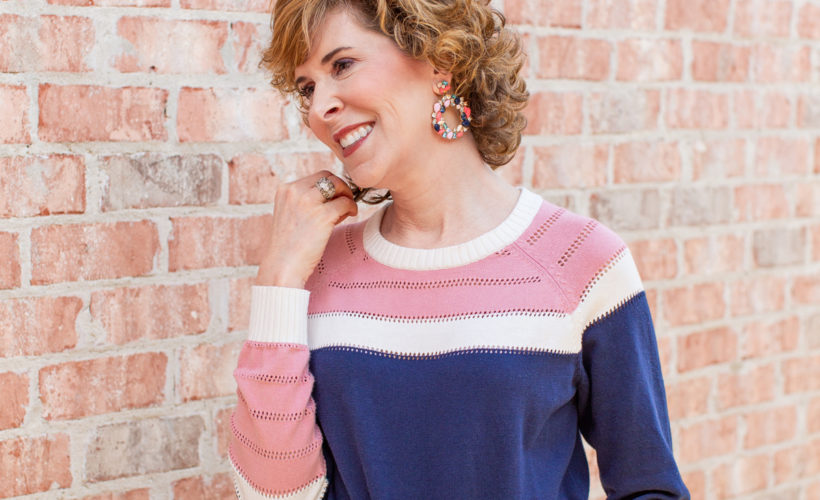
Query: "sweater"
229 186 690 500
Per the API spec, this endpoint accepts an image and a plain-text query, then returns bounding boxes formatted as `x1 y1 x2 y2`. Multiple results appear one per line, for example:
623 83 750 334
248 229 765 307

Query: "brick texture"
0 434 72 496
0 296 81 357
0 155 86 218
0 372 28 430
0 232 21 289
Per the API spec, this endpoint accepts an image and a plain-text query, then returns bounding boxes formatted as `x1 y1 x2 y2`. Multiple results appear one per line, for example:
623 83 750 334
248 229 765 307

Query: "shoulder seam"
511 240 571 310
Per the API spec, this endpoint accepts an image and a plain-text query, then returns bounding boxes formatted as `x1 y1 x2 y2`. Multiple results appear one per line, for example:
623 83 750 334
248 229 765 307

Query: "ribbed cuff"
248 286 310 344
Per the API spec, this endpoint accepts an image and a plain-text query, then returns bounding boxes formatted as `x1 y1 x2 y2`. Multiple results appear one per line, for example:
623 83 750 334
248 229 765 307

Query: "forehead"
296 8 378 71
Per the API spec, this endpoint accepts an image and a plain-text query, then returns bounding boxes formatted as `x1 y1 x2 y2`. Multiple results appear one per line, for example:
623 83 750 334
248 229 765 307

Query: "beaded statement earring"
431 80 472 140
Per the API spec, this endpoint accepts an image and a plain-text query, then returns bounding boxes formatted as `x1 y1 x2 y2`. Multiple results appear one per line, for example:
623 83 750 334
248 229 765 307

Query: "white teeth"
339 124 373 148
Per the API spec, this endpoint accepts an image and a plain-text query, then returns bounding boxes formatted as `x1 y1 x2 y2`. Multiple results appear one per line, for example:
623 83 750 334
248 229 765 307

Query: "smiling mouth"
339 123 373 149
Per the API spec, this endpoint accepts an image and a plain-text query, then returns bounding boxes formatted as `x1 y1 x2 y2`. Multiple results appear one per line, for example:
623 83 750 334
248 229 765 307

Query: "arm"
230 286 329 499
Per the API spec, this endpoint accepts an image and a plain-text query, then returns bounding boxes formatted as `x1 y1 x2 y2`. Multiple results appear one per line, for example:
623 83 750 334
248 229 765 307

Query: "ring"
315 176 335 201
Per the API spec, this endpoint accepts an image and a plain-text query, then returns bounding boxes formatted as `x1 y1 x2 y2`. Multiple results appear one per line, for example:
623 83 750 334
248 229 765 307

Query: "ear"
431 67 454 94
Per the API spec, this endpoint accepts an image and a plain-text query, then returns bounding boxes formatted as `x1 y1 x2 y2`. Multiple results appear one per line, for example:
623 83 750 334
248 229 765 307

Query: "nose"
309 83 342 125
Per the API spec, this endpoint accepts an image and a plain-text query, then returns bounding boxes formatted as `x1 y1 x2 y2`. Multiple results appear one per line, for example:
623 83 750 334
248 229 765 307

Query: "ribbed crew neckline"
362 186 543 271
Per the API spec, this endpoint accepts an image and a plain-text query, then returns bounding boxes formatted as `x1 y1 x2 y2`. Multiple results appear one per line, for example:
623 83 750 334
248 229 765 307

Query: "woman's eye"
333 59 353 75
298 84 314 99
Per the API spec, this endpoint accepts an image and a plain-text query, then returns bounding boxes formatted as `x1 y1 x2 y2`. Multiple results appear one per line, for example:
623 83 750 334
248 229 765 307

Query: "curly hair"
261 0 529 204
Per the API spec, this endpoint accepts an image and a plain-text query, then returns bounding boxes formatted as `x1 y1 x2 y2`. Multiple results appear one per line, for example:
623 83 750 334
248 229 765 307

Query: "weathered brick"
0 155 86 218
797 181 820 217
589 189 660 231
173 472 235 499
504 0 581 27
229 21 266 73
177 87 288 142
665 0 730 32
813 225 820 262
792 275 820 306
586 0 657 30
797 92 820 128
783 354 820 393
0 296 81 357
0 84 30 143
522 92 583 135
666 89 729 129
667 187 731 227
168 215 271 271
616 39 683 81
753 44 812 83
90 283 209 345
808 313 820 349
744 405 798 449
678 416 738 462
40 352 167 420
734 0 793 39
180 0 268 11
816 138 820 174
229 276 253 332
588 89 660 134
730 275 786 317
737 454 771 494
734 184 790 221
734 90 793 129
0 371 28 430
229 152 335 204
0 232 20 289
717 363 775 410
677 326 737 371
798 3 820 39
809 397 820 434
39 85 168 142
115 18 228 74
179 342 240 401
613 141 679 183
627 238 677 280
683 234 745 275
0 15 94 72
0 434 72 496
689 138 746 180
31 221 159 285
691 41 751 82
537 36 611 80
753 227 806 267
774 438 820 484
754 137 811 177
665 376 710 419
101 153 221 210
80 490 150 500
681 470 705 500
215 406 233 458
86 416 203 482
742 316 799 359
531 144 607 189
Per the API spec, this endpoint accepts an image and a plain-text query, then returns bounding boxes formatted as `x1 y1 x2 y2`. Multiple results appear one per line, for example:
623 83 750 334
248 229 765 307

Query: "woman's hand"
254 170 358 289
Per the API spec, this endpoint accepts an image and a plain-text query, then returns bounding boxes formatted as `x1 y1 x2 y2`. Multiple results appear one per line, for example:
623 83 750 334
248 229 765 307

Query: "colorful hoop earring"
431 81 471 140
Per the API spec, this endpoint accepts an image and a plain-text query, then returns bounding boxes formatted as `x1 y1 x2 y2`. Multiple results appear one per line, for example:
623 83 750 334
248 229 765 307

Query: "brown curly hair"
261 0 529 204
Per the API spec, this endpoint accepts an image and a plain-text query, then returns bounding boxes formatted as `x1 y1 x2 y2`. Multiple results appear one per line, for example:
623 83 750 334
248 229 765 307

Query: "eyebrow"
294 46 352 86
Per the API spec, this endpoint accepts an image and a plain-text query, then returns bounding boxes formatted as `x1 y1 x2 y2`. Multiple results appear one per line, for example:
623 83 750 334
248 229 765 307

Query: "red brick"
690 138 746 180
683 234 745 275
627 238 677 280
215 406 233 458
0 84 30 143
809 313 820 349
0 434 72 496
734 184 789 221
531 144 607 189
179 341 240 401
230 21 266 73
80 490 150 500
734 0 793 39
753 44 812 83
677 326 737 372
523 92 583 135
730 275 786 317
742 316 799 360
816 138 820 174
0 232 20 289
40 352 166 420
613 141 679 183
755 137 811 177
31 221 159 285
666 89 729 129
537 36 611 80
734 89 793 129
783 354 820 394
737 454 770 494
0 372 28 430
753 227 806 268
505 0 582 28
90 283 209 345
798 93 820 128
809 397 820 434
665 376 710 419
180 0 268 12
798 4 820 39
0 296 81 357
665 0 730 32
0 15 94 72
717 363 775 410
229 276 253 332
589 90 660 135
667 187 732 226
586 0 657 30
793 275 820 306
49 0 169 5
681 470 705 500
177 87 288 142
115 18 228 74
797 181 820 218
616 39 683 81
691 41 751 82
168 215 270 271
0 155 85 218
678 416 737 462
774 439 820 484
173 472 235 499
229 152 335 204
39 85 168 142
744 405 797 449
589 189 661 231
813 225 820 262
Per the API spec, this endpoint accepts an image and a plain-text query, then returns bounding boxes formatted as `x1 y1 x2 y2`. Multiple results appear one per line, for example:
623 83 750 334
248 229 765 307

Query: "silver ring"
315 176 335 201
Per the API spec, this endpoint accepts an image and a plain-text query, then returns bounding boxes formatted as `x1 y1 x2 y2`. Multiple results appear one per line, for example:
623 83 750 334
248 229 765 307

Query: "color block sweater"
229 187 689 500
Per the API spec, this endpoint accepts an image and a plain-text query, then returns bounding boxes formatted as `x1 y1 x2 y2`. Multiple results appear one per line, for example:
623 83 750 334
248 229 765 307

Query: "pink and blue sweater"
230 186 689 499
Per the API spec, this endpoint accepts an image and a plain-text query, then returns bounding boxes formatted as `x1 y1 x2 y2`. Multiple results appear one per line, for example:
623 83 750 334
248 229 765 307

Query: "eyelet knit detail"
578 245 628 304
231 416 323 460
526 207 565 246
345 226 356 254
318 344 574 359
327 275 542 289
238 392 317 422
557 220 598 267
234 368 313 385
310 308 565 323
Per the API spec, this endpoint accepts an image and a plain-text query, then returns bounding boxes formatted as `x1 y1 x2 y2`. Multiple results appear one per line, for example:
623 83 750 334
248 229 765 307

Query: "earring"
431 80 471 140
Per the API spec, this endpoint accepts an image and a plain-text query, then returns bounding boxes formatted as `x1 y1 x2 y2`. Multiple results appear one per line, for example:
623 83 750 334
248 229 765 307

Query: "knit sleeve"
230 286 329 499
574 250 689 499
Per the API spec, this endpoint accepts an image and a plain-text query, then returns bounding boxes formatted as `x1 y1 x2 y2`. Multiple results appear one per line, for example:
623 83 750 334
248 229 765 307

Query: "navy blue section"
578 292 690 499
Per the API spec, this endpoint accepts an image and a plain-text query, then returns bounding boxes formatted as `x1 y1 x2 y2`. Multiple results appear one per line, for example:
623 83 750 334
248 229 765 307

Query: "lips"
333 121 374 157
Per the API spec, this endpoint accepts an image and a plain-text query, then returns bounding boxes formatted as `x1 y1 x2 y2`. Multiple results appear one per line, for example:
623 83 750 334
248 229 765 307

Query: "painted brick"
798 4 820 39
168 215 270 271
537 36 611 80
730 275 786 317
667 187 732 227
85 416 203 482
39 85 168 142
717 363 775 409
180 0 268 12
0 296 81 357
0 232 20 289
115 18 228 74
665 0 731 32
666 89 729 129
0 15 94 72
90 283 210 345
691 41 751 82
753 44 812 83
215 406 233 458
30 221 159 285
40 352 167 420
589 189 660 231
792 275 820 306
173 472 235 499
0 434 72 496
678 416 738 462
0 371 28 430
734 90 793 129
616 39 683 81
588 89 660 134
586 0 657 30
177 87 288 142
690 138 746 180
80 490 150 500
48 0 169 5
627 238 677 280
229 152 335 204
677 326 737 371
0 155 85 218
798 93 820 128
744 405 798 449
683 234 745 275
613 141 679 183
229 276 253 332
0 84 30 143
755 137 811 177
179 341 240 401
782 354 820 393
734 0 793 39
101 153 222 210
665 376 710 419
734 184 790 221
230 21 266 73
753 227 806 267
504 0 582 28
531 144 607 189
522 92 583 135
742 316 799 359
774 439 820 484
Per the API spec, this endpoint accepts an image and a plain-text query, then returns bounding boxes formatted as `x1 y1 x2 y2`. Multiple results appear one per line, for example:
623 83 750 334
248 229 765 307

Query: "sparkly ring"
315 176 335 201
431 93 471 140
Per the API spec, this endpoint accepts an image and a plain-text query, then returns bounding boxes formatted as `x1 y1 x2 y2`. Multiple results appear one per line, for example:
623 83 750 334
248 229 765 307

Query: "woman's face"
294 8 441 190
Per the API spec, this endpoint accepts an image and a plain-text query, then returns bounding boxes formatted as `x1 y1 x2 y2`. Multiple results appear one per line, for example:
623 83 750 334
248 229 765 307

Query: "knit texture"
230 187 689 499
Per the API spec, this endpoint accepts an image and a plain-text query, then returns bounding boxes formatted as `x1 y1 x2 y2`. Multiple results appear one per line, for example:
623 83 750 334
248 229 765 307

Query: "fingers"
324 194 359 225
308 170 355 203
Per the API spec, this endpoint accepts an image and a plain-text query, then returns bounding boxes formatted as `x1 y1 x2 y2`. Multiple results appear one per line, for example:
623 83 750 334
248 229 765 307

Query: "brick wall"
0 0 817 498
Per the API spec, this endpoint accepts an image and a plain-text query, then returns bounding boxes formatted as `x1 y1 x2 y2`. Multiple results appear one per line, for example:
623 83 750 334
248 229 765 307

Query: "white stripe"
231 459 328 500
574 248 645 330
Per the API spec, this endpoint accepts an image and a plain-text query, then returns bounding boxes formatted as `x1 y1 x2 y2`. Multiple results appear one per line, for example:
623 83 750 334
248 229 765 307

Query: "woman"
230 0 689 498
